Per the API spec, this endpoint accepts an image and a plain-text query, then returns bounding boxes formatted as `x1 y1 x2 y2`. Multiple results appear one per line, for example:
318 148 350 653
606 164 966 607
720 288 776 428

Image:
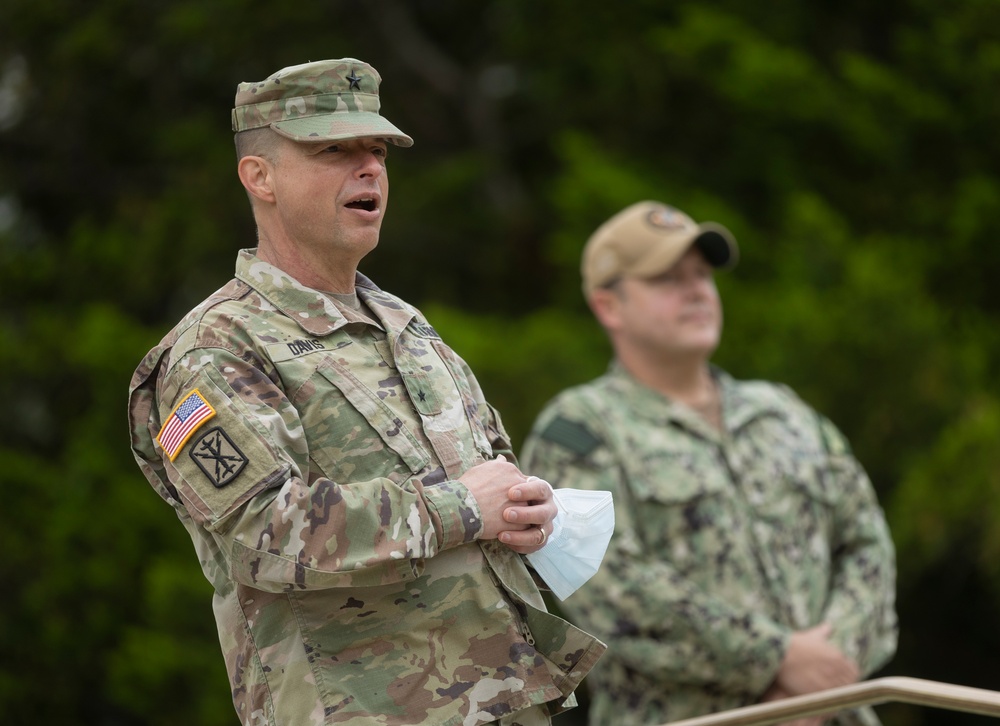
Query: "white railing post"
661 677 1000 726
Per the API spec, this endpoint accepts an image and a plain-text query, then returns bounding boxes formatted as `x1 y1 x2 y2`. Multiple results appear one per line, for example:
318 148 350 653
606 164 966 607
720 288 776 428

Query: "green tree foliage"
2 1 999 723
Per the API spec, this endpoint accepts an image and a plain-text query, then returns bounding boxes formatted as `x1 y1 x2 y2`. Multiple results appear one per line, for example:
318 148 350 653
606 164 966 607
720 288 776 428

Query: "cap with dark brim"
693 224 739 269
581 201 740 294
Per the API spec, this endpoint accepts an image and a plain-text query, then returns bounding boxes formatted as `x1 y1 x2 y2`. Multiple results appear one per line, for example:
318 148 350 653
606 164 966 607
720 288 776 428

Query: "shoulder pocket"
165 366 288 528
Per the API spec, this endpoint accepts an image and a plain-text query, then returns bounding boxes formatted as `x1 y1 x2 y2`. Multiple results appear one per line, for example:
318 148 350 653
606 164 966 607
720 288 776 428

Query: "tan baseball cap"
581 201 738 293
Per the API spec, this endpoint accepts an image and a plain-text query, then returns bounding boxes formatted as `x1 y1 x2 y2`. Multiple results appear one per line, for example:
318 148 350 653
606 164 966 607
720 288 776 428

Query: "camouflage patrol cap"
232 58 413 147
582 201 738 294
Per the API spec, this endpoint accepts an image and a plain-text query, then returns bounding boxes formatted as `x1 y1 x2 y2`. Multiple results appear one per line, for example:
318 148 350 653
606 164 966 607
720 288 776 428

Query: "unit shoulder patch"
189 426 249 488
539 415 603 457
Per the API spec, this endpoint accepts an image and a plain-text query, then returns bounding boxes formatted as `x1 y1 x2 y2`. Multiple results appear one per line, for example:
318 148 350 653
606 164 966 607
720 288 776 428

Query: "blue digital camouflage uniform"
520 363 897 726
128 249 605 726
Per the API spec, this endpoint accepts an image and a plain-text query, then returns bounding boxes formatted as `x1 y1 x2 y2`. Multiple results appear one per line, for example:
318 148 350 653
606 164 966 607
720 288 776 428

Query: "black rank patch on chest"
189 426 249 488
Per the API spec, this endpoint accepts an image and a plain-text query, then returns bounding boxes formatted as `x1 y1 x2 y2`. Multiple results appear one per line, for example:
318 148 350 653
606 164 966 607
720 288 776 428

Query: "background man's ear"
588 287 622 331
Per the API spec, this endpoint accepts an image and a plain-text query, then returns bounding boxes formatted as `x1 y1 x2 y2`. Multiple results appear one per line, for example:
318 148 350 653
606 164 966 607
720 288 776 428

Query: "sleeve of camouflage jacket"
815 416 898 676
520 403 789 697
144 344 487 593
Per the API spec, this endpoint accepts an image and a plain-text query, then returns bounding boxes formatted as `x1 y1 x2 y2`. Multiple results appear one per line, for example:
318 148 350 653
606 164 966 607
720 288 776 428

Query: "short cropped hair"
234 127 281 162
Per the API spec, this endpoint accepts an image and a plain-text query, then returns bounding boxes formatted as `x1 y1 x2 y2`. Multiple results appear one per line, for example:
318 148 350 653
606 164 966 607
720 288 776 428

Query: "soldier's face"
271 136 390 259
609 247 722 361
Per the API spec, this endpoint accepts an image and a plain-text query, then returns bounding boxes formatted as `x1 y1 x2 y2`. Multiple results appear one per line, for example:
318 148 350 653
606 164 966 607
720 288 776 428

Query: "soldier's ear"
237 155 276 204
588 286 622 331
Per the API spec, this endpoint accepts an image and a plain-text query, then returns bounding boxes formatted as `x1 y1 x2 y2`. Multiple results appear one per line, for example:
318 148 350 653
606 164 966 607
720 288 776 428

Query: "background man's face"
611 246 723 362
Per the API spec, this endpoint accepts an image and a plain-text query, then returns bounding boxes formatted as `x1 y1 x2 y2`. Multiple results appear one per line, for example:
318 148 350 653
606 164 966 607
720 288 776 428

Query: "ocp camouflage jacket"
128 249 604 726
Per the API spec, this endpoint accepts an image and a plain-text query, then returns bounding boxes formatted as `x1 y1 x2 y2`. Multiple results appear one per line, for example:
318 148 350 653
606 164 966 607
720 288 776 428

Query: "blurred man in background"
128 57 603 726
521 201 896 726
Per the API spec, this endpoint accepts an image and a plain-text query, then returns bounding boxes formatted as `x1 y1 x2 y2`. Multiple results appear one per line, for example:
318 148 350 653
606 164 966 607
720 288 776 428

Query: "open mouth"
346 198 378 212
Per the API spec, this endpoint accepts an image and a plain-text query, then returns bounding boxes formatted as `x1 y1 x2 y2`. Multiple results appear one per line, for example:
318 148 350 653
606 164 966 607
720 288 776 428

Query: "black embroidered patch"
539 415 603 456
405 321 442 339
189 426 249 488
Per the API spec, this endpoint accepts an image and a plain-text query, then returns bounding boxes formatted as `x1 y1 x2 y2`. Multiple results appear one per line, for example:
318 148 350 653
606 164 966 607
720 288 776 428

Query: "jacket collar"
235 249 416 337
606 361 786 438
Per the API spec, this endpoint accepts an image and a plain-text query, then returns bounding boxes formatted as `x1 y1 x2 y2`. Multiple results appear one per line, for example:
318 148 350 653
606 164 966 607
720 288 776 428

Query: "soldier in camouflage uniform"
127 58 604 726
520 201 897 726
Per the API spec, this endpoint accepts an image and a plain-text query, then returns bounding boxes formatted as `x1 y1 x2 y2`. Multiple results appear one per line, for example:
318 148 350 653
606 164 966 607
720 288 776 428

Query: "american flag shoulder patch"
157 388 217 461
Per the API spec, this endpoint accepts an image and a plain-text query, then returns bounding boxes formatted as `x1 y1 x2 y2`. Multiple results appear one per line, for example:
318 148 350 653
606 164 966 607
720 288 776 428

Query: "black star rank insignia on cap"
346 70 362 90
189 426 249 488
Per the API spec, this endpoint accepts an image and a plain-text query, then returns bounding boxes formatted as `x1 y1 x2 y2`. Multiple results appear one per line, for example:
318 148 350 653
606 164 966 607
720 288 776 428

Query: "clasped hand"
458 455 555 554
760 623 860 726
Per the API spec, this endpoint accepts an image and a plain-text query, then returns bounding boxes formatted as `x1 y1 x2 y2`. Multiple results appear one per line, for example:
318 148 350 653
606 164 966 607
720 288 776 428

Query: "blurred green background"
3 1 1000 723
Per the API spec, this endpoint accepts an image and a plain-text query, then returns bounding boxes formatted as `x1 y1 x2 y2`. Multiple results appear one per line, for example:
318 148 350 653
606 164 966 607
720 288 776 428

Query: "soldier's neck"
255 237 360 293
619 354 722 427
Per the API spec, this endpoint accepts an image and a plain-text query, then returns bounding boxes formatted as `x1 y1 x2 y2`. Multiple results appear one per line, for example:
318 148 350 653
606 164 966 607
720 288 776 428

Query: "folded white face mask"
525 482 614 601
